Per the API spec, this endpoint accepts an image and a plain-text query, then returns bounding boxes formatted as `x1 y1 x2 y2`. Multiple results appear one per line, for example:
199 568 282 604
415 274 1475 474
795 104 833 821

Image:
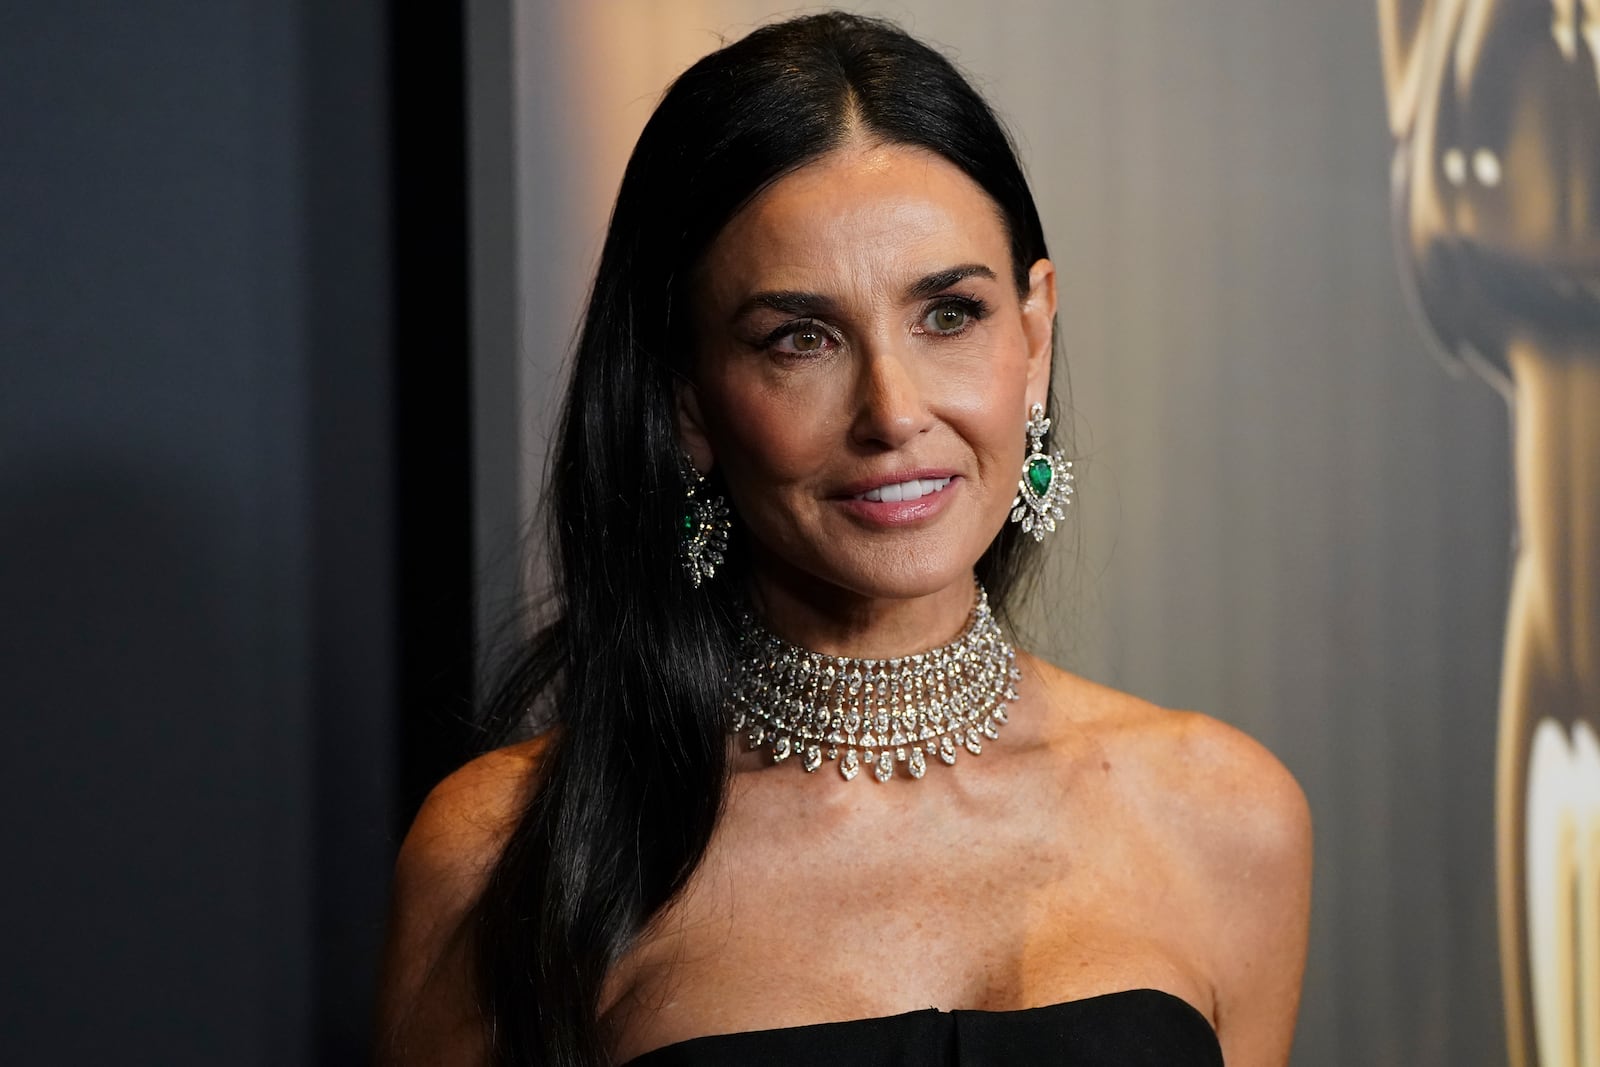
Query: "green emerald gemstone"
1026 458 1052 496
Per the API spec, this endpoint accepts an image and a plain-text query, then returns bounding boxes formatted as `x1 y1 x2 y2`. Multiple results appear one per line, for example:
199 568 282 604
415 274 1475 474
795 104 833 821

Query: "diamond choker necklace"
726 584 1021 782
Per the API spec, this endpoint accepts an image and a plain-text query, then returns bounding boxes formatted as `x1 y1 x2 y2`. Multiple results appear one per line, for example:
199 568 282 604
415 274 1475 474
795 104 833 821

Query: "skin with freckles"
376 138 1313 1067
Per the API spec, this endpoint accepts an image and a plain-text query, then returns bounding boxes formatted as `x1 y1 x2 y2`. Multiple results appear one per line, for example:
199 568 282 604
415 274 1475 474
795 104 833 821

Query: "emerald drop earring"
678 452 730 587
1009 403 1072 540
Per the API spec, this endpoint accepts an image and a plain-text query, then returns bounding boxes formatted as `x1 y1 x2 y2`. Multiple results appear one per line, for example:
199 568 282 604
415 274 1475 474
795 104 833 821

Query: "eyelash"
914 295 989 337
759 296 992 357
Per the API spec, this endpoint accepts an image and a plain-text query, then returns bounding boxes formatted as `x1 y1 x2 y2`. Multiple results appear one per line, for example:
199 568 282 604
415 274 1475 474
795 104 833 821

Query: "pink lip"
830 470 961 528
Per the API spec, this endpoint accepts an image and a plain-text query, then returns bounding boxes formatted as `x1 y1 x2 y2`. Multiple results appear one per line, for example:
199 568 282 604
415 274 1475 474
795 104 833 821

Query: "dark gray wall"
2 4 398 1063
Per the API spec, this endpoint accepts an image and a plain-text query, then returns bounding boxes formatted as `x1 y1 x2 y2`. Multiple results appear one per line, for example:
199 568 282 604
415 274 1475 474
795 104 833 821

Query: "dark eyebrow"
730 291 841 322
729 264 999 324
905 264 998 300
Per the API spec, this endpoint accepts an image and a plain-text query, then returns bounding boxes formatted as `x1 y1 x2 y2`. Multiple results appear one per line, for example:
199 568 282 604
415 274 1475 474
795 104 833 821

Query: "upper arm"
1170 714 1313 1067
374 738 549 1066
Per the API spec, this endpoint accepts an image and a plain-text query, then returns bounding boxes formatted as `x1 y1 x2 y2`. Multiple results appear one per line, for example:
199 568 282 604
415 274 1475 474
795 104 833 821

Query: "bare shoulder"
1153 712 1311 1063
1143 706 1311 872
1027 655 1310 869
374 734 555 1065
1042 657 1311 1063
1029 658 1311 1063
1134 709 1311 1065
395 735 551 894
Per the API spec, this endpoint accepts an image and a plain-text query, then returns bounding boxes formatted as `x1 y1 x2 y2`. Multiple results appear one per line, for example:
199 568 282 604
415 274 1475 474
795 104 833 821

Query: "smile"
852 476 953 503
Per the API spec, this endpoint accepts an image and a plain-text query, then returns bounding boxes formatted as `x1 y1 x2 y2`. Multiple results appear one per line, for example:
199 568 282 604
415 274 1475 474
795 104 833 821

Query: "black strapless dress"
619 988 1223 1066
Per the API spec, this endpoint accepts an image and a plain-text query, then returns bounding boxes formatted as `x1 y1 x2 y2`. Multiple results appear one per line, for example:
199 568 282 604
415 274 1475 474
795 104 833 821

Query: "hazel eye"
924 305 970 334
790 326 828 352
759 319 839 358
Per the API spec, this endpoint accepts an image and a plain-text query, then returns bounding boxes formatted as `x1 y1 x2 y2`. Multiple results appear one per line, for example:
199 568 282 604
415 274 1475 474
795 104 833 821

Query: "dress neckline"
618 987 1217 1065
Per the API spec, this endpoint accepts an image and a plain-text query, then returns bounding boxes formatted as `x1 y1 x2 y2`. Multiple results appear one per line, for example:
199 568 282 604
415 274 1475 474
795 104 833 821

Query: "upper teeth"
856 476 951 503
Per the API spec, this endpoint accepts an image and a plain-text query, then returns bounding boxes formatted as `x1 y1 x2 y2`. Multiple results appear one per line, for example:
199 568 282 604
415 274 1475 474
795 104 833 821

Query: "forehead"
697 141 1011 301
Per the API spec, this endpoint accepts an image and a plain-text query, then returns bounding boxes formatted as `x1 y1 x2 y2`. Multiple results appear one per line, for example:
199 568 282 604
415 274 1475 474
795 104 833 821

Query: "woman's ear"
1020 258 1057 408
675 380 716 475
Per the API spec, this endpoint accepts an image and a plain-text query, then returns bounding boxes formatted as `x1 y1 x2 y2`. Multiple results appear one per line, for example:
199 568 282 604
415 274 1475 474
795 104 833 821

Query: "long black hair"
470 13 1061 1065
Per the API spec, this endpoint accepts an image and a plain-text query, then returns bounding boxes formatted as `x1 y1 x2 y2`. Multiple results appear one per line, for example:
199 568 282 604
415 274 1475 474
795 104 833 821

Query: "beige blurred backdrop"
465 3 1517 1064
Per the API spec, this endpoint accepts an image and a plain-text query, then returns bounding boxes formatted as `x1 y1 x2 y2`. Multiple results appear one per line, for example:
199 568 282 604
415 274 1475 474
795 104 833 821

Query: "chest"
601 776 1215 1060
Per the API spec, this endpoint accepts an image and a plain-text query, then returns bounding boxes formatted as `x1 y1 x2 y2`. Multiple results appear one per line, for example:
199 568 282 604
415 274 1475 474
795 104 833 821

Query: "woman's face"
682 140 1055 608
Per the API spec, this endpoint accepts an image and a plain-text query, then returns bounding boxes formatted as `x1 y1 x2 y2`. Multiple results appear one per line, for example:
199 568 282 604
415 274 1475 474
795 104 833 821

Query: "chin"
802 541 988 602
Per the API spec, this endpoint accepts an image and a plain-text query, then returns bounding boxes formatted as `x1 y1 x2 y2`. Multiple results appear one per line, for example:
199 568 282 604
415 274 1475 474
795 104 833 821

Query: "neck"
727 574 1016 783
745 559 982 659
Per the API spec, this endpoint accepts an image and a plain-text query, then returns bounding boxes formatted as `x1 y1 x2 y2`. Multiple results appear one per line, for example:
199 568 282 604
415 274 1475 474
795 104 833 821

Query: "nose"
848 340 932 450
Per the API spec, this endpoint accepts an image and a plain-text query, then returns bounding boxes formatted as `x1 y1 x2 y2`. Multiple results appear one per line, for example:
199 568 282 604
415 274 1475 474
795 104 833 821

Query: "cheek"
701 369 841 487
936 328 1033 463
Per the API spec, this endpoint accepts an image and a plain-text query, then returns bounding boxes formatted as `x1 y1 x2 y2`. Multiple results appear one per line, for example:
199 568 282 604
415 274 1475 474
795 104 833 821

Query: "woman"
376 12 1311 1067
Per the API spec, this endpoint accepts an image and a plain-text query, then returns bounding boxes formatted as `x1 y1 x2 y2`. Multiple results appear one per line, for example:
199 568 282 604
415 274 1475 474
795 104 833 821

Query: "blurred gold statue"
1380 1 1600 1064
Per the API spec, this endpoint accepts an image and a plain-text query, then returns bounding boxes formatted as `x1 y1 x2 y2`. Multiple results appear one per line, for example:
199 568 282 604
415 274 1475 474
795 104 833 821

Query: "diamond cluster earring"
678 453 730 587
1009 403 1072 540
